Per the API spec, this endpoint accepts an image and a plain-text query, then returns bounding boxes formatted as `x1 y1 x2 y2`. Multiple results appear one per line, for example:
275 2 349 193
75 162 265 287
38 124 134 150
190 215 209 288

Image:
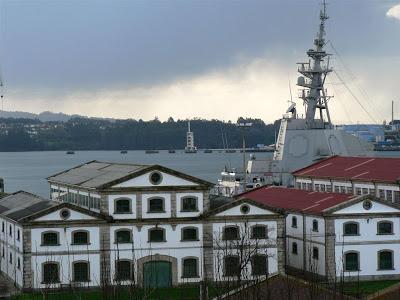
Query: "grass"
341 280 400 297
12 286 201 300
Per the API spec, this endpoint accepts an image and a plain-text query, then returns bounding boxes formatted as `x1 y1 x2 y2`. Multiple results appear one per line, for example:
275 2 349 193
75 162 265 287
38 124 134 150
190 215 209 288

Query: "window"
301 183 307 190
224 256 240 277
394 191 400 204
116 260 132 281
182 258 198 278
344 222 359 236
1 246 4 258
292 242 298 255
9 253 12 264
72 231 89 245
387 190 393 202
314 184 320 191
148 198 164 213
291 216 297 228
73 261 90 282
378 251 393 270
334 186 340 193
320 184 326 192
326 185 332 192
251 226 267 239
1 222 4 233
340 186 346 194
181 197 198 212
347 187 353 194
182 227 198 241
370 188 376 196
42 232 59 246
344 252 359 271
17 258 21 270
251 255 267 276
312 220 318 232
17 230 20 241
223 226 239 240
312 247 319 260
9 225 12 237
379 189 385 199
362 188 368 195
149 228 165 242
115 199 131 214
296 182 301 189
307 183 312 191
42 262 59 284
115 230 132 243
356 188 362 195
377 221 393 235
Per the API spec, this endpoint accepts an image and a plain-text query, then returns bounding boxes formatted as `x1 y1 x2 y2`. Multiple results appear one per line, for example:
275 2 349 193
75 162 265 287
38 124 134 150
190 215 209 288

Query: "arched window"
377 221 393 235
42 262 59 284
224 256 240 277
181 197 198 212
344 252 359 271
115 199 131 214
73 261 90 282
223 226 239 240
378 250 394 270
312 220 319 232
181 227 198 241
182 258 198 278
115 229 132 244
149 228 165 242
251 225 267 239
343 222 359 236
116 260 132 281
251 255 267 276
148 197 164 213
72 231 89 245
291 216 297 228
41 231 59 246
292 242 298 255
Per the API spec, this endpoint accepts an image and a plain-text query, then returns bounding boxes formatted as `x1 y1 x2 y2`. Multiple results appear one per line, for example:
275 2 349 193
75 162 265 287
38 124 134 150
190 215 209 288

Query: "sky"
1 0 400 124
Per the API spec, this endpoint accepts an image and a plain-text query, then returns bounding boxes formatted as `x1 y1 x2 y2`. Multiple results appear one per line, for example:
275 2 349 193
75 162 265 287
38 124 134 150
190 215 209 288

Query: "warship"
214 1 373 196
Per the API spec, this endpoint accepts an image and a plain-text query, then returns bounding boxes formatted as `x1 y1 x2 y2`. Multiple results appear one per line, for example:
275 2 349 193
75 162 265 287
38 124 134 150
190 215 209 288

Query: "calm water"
0 150 271 197
1 150 399 198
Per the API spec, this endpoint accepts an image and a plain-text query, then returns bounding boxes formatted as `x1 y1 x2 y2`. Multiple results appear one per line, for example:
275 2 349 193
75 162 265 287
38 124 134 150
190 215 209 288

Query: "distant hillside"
0 110 83 122
0 116 279 151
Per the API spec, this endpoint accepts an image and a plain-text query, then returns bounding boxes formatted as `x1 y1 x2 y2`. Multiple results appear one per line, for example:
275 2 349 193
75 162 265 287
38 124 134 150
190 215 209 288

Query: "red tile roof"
237 186 356 214
292 156 400 183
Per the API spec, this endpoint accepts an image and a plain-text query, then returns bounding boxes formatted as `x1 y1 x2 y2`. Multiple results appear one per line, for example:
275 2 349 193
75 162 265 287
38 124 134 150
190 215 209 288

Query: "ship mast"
297 0 333 129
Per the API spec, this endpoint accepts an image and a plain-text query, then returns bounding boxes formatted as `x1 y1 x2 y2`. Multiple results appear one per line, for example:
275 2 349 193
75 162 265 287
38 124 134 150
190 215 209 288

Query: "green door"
143 261 172 288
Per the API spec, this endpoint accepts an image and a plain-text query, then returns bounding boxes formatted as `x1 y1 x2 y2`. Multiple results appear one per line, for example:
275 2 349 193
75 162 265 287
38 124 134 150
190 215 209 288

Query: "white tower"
185 121 197 153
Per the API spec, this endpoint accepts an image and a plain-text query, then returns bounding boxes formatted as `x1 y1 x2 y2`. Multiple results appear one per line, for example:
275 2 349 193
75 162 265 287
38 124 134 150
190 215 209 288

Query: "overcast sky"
1 0 400 124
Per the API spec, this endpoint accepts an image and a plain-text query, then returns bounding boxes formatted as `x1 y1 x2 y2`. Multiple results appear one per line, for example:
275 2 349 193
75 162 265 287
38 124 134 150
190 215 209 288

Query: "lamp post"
236 122 252 191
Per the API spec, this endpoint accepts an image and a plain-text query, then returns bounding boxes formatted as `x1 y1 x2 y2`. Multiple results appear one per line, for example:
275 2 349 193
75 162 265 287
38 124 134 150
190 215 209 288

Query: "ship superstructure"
271 1 373 185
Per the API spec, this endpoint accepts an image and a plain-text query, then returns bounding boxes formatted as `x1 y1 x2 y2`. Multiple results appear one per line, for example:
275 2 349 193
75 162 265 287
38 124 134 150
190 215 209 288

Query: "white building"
238 186 400 281
1 161 284 291
292 155 400 203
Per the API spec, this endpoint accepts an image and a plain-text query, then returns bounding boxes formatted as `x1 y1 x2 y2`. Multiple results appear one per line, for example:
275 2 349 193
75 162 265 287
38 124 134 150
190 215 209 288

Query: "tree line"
0 117 280 151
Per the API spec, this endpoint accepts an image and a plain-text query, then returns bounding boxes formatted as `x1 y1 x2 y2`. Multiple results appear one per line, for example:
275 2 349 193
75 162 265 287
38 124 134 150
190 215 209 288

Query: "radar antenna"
297 0 333 129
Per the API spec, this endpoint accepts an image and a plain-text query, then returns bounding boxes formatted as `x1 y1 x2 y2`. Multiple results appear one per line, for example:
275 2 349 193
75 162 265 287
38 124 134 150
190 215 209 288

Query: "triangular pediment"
331 200 400 215
214 201 276 217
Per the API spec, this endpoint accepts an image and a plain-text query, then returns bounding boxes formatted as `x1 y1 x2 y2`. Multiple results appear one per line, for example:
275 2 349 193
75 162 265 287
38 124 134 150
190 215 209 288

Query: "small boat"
225 149 236 153
66 151 75 155
204 149 213 153
145 150 159 154
120 150 128 154
184 149 197 154
168 150 176 153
